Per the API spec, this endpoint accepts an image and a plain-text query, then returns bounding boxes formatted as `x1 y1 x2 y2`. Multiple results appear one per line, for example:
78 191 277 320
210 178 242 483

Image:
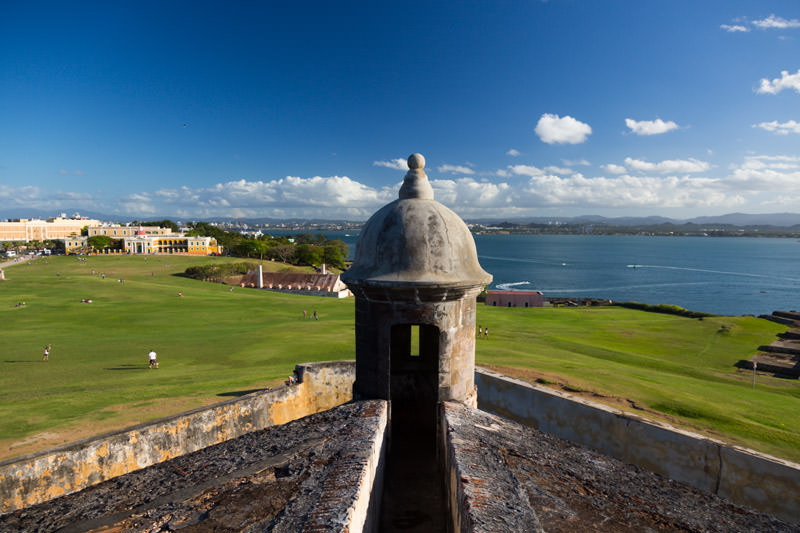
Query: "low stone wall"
0 360 357 515
475 367 800 524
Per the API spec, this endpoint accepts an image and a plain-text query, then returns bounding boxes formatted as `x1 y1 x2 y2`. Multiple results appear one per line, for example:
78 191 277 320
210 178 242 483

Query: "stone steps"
760 339 800 357
745 352 800 378
774 310 800 321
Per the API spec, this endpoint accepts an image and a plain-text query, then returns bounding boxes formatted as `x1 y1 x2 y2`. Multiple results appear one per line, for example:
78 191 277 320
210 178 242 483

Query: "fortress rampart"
475 367 800 524
0 360 355 514
1 361 799 526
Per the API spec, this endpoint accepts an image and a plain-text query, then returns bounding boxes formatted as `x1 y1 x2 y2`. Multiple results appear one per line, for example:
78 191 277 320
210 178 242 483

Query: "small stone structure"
485 289 544 307
342 153 491 425
342 153 492 529
240 269 352 298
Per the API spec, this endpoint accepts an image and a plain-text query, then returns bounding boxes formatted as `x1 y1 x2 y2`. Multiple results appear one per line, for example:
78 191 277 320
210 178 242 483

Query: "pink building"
485 290 544 308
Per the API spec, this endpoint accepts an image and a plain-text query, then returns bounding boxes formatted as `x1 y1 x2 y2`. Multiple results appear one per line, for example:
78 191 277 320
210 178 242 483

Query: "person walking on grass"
148 349 159 369
42 344 51 361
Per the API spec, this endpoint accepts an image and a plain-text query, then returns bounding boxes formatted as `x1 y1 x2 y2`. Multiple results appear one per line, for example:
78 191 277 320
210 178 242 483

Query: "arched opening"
507 301 512 307
389 323 439 436
382 323 444 530
525 301 529 307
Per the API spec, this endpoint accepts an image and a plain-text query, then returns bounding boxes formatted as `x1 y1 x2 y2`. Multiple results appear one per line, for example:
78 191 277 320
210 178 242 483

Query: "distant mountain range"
2 209 800 228
471 213 800 227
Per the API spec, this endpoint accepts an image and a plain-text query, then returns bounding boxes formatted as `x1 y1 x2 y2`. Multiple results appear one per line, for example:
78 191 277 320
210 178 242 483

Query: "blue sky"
1 1 799 220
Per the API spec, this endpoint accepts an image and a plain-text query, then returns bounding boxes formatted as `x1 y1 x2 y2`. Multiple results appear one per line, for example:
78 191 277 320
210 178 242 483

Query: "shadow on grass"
105 365 148 371
217 388 264 397
4 360 43 363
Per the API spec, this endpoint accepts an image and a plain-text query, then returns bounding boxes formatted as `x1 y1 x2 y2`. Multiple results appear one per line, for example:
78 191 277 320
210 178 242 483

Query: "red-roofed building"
485 290 544 308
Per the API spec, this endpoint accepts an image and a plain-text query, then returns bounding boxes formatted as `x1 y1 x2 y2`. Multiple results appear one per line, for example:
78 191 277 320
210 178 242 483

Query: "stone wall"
0 360 356 515
475 367 800 524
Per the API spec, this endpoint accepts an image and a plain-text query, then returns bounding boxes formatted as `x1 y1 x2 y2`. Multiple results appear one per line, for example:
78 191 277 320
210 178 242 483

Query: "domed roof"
341 154 491 289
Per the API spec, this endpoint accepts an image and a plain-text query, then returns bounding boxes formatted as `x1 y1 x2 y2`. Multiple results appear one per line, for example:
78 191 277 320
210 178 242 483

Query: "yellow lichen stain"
96 442 109 459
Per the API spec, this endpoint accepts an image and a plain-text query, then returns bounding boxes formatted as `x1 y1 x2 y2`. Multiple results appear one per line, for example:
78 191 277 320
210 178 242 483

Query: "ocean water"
473 234 800 316
285 231 799 317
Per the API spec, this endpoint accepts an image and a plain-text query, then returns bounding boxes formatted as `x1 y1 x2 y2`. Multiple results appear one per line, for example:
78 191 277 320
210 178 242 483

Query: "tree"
295 244 322 266
87 235 113 251
233 239 267 260
141 219 180 232
322 244 345 270
271 244 295 264
327 239 349 260
188 222 240 253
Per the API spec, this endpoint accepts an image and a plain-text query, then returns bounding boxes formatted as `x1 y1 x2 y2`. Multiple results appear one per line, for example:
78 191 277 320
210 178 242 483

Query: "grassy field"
1 255 798 462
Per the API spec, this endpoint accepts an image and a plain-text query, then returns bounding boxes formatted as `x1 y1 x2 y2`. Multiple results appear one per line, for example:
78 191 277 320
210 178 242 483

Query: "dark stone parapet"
441 401 798 532
0 401 387 531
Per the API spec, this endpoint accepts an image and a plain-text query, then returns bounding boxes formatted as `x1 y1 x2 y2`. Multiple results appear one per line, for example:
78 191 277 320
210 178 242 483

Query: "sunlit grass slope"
0 255 354 458
475 305 798 461
1 255 798 463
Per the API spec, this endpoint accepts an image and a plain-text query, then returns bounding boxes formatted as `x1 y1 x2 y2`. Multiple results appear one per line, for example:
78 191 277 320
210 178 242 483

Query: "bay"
474 234 799 316
271 230 798 317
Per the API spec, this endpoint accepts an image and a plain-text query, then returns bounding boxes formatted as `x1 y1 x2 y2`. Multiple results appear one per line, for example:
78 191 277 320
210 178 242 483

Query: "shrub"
617 301 715 319
183 262 256 282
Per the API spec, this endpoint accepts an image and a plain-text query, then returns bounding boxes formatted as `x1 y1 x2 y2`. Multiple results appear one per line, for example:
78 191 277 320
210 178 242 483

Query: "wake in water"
535 281 711 294
496 281 532 291
626 264 800 283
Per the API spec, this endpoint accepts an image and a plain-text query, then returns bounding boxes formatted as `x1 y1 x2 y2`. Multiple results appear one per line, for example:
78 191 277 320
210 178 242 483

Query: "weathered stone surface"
475 367 800 524
0 360 356 515
342 153 491 290
441 401 799 532
0 400 387 532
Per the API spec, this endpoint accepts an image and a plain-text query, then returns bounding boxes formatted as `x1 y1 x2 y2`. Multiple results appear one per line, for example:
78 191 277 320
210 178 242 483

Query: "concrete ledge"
475 367 800 524
0 360 357 515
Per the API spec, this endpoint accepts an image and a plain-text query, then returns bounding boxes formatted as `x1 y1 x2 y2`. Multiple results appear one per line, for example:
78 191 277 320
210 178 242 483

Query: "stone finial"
407 153 425 170
398 153 434 200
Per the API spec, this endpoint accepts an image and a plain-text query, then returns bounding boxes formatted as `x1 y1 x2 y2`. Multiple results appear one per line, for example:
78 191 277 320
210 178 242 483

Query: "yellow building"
122 234 223 255
0 218 100 242
65 232 222 256
64 237 89 255
88 225 173 238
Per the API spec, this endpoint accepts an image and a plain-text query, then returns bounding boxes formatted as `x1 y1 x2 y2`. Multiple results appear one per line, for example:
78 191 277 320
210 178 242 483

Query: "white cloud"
720 24 749 33
752 14 800 30
373 158 409 171
5 154 800 219
544 165 573 175
535 113 592 144
625 118 679 136
753 120 800 135
624 157 711 174
437 164 475 175
508 164 546 177
506 149 521 157
727 155 800 191
757 69 800 94
0 184 97 211
562 158 591 166
496 169 511 178
761 195 800 206
602 164 627 174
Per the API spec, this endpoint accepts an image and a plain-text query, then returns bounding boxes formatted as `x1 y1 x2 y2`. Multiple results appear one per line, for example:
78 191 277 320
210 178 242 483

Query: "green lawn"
475 305 798 461
0 255 355 458
1 255 798 463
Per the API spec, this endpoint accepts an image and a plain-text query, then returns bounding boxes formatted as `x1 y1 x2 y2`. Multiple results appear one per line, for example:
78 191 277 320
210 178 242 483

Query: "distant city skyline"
1 1 799 220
